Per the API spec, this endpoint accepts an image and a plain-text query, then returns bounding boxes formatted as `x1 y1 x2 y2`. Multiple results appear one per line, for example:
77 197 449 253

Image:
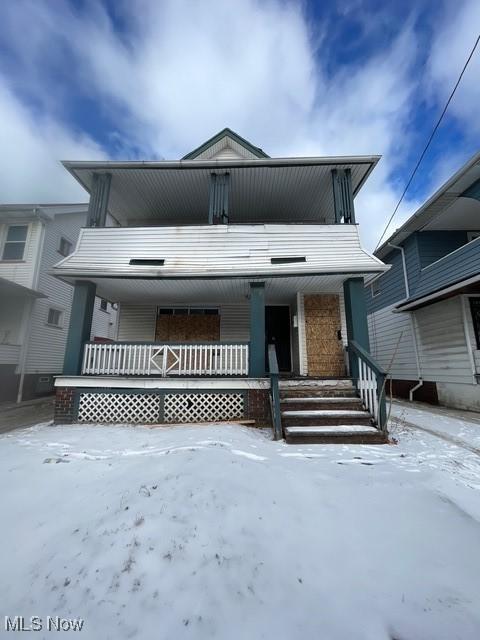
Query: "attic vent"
270 257 306 264
129 259 165 266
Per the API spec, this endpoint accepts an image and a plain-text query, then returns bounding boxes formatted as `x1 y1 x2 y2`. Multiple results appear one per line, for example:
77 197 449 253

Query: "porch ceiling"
63 157 379 225
72 274 358 304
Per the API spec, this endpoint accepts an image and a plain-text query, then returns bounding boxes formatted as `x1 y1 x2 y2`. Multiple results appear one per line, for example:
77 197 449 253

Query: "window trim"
1 224 29 262
469 297 480 351
46 307 64 328
58 235 74 257
371 279 381 297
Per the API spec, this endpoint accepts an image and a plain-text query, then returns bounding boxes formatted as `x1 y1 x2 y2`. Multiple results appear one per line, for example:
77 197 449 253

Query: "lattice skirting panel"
78 392 161 424
164 393 244 423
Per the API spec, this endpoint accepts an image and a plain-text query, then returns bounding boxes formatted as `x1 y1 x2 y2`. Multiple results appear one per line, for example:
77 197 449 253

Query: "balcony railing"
82 342 249 377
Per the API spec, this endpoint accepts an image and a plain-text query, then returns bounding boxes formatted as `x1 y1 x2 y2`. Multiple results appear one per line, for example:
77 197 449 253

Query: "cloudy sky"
0 0 479 249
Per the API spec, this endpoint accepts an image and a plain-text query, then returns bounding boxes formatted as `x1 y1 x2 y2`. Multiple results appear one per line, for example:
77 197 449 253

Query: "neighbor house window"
58 237 73 257
470 297 480 350
2 225 28 260
371 279 380 297
47 308 63 327
100 299 108 312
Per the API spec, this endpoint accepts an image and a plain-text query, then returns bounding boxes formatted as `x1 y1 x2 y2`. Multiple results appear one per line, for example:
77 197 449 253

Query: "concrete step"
284 424 387 445
280 397 363 411
279 378 353 389
280 387 358 399
281 409 372 427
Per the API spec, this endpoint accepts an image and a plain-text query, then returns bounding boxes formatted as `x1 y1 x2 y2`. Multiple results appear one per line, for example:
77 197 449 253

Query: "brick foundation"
54 387 76 423
245 389 271 428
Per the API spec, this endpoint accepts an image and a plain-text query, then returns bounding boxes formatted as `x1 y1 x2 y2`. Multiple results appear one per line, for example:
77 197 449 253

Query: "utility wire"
375 33 480 251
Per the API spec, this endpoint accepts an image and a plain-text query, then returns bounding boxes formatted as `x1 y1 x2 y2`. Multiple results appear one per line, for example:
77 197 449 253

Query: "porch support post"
332 168 355 223
87 172 111 227
343 277 370 379
249 281 265 377
63 281 97 375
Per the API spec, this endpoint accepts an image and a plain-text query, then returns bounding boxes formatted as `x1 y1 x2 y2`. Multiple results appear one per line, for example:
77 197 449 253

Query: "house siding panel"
54 224 386 278
366 249 407 314
413 296 473 384
417 231 468 268
367 304 418 380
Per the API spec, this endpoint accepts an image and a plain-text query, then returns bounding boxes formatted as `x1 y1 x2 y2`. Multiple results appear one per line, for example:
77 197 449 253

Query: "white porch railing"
81 342 249 377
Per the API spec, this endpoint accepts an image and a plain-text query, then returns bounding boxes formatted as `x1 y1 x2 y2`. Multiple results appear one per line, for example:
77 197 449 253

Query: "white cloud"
426 0 480 133
0 0 478 248
0 80 106 202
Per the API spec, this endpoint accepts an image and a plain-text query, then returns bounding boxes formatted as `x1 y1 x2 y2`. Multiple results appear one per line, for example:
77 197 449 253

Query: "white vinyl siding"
413 296 474 384
53 224 386 279
367 303 418 380
0 220 42 289
117 304 156 341
117 303 251 343
0 343 21 365
219 304 249 341
90 298 118 341
461 295 480 375
24 213 85 374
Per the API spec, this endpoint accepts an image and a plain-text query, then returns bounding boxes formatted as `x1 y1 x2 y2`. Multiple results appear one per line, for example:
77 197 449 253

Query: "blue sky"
0 0 479 248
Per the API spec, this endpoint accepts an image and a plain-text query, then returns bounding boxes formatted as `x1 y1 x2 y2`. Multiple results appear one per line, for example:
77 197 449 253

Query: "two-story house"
366 152 480 411
52 128 390 443
0 204 117 403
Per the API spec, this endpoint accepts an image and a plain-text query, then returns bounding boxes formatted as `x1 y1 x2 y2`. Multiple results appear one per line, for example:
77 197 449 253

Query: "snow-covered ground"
1 420 480 639
391 400 480 451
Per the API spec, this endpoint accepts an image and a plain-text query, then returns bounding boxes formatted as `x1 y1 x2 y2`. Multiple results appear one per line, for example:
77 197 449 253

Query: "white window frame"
371 279 380 297
1 224 29 261
46 307 64 328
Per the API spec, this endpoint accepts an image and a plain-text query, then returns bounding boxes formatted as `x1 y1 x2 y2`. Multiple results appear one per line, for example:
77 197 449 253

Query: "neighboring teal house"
51 128 390 443
366 152 480 411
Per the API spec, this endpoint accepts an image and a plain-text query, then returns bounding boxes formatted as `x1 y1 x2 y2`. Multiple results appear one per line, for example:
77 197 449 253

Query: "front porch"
55 274 388 441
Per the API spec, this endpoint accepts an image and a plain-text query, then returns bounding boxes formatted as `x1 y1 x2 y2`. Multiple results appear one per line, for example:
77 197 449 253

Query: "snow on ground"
1 420 480 639
391 400 480 451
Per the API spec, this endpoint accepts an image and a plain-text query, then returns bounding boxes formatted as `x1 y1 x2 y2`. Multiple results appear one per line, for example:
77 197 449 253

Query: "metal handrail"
348 340 387 432
268 344 282 440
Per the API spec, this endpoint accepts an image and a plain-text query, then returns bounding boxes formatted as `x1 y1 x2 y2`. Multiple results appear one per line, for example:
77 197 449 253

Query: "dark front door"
265 306 291 372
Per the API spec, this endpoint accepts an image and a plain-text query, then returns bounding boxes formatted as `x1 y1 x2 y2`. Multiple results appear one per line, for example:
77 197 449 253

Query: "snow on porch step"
284 424 387 444
281 397 361 404
282 409 368 418
279 379 353 388
285 424 379 435
282 408 373 426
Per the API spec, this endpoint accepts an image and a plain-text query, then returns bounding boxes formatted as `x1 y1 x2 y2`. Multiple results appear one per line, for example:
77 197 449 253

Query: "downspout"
387 242 423 401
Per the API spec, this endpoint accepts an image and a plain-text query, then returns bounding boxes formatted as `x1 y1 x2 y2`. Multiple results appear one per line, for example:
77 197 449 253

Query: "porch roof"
62 155 380 225
60 273 370 304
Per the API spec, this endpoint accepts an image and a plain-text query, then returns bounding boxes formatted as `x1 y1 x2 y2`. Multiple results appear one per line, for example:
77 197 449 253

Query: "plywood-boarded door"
304 295 345 377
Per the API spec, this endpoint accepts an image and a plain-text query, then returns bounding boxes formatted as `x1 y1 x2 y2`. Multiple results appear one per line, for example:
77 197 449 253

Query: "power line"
374 33 480 252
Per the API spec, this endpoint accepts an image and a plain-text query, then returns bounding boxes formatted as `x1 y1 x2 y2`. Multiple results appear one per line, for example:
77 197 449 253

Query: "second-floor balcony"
398 236 480 310
63 154 379 228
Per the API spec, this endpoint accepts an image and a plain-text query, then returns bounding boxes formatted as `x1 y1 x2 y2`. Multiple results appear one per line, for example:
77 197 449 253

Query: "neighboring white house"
0 204 117 402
